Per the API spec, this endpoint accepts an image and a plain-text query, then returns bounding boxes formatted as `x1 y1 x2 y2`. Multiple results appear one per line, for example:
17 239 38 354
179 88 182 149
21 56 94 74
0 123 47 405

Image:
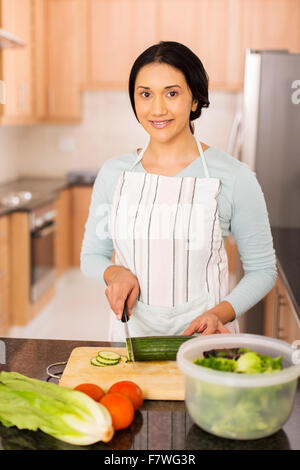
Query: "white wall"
0 90 242 181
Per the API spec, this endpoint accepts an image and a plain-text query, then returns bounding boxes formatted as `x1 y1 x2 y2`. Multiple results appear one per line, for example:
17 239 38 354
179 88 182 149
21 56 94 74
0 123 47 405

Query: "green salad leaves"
187 348 296 439
193 348 282 374
0 371 114 445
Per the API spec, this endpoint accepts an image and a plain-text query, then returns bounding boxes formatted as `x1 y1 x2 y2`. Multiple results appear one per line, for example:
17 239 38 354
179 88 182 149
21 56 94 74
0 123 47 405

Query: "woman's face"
134 62 198 143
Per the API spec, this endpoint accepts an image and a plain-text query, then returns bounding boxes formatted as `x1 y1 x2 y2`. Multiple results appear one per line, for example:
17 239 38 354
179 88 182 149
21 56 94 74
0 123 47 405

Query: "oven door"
30 221 56 303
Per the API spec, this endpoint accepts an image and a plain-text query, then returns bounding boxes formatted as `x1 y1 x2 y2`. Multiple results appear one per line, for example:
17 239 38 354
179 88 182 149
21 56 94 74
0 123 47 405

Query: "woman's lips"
149 119 173 129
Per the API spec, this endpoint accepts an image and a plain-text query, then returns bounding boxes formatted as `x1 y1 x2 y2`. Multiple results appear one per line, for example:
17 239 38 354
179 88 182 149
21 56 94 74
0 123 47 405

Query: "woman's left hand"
181 312 230 336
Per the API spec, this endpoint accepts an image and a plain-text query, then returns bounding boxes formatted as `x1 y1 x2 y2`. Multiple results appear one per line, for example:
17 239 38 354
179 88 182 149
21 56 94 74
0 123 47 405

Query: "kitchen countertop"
0 176 69 217
0 173 97 217
0 337 299 451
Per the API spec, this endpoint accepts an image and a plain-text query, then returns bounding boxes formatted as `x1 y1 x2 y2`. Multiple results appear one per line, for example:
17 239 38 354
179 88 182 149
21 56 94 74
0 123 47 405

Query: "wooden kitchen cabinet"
0 215 10 335
71 186 93 266
240 0 300 54
1 0 300 124
264 270 300 343
159 0 243 91
82 0 159 89
32 0 47 120
54 188 72 277
45 0 82 121
83 0 300 92
10 211 55 326
0 0 34 124
0 0 47 124
158 0 300 91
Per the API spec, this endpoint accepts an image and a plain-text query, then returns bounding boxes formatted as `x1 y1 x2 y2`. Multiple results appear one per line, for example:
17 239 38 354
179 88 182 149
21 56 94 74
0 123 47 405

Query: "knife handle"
121 302 129 323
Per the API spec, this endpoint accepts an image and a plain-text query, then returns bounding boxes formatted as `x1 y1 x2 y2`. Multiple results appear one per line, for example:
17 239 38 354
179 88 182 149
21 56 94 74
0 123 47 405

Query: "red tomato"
74 383 105 402
100 393 135 431
107 380 144 411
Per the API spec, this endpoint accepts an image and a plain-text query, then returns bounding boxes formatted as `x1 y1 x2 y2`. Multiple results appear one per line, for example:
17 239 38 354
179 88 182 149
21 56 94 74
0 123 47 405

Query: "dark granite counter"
0 173 97 217
0 176 69 216
0 337 299 450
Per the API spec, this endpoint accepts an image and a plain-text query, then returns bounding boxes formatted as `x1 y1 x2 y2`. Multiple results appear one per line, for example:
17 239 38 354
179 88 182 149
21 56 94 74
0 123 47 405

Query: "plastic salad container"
177 334 300 440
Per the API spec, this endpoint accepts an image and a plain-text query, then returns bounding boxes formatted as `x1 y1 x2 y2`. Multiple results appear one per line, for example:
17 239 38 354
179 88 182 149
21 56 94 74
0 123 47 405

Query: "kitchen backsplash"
0 90 242 183
0 126 27 184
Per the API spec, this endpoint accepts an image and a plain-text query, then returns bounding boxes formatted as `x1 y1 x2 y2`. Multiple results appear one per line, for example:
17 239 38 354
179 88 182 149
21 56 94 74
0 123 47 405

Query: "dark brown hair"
128 41 210 134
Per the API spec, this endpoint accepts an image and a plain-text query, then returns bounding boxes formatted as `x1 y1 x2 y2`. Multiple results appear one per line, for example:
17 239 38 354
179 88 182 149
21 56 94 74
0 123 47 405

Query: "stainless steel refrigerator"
228 49 300 333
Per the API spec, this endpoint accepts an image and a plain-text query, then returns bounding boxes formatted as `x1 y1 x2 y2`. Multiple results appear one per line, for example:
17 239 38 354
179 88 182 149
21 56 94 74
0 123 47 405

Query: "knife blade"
121 301 136 367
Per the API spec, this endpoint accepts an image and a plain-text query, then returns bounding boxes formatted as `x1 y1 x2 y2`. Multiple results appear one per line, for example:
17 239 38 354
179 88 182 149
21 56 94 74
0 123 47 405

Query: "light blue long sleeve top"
80 144 277 318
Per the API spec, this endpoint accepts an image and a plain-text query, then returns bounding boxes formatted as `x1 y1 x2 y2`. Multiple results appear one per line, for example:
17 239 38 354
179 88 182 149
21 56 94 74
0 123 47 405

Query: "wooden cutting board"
59 347 185 401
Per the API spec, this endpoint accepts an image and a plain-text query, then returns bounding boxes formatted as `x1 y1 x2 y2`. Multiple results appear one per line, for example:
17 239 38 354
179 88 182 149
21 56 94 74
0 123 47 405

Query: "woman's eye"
139 90 178 98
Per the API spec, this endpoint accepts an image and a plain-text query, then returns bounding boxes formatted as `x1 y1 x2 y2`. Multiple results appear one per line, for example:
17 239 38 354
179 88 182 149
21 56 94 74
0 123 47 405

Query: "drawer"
0 216 9 246
0 245 9 290
0 288 10 335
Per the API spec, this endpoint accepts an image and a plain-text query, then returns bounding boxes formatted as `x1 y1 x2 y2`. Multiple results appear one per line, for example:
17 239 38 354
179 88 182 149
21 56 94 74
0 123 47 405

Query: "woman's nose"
151 96 167 116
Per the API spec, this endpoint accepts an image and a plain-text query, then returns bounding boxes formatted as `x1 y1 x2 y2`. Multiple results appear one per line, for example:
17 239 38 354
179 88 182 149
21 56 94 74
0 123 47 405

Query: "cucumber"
126 335 194 361
97 351 121 363
90 357 107 367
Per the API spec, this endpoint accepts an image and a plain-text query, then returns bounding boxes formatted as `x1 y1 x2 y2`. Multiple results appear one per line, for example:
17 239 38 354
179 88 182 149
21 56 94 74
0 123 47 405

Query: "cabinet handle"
279 294 288 307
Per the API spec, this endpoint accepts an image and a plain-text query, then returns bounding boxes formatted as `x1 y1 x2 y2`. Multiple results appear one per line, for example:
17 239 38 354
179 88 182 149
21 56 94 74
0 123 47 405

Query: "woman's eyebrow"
136 85 182 90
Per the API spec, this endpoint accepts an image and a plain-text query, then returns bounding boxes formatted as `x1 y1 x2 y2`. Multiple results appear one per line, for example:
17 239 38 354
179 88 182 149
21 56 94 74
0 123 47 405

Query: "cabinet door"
0 288 9 335
0 0 34 123
241 0 300 54
159 0 243 91
46 0 81 121
0 216 9 291
71 186 93 266
32 0 47 120
54 189 72 277
264 283 280 338
0 216 10 334
87 0 159 88
0 245 9 291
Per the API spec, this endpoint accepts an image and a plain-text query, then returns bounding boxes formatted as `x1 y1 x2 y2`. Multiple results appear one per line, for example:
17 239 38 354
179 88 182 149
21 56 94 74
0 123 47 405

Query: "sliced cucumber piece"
120 355 129 363
90 357 107 367
96 358 119 366
97 351 121 362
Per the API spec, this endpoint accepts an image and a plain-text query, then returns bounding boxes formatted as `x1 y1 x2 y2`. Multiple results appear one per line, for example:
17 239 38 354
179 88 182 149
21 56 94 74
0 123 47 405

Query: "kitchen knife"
121 302 136 367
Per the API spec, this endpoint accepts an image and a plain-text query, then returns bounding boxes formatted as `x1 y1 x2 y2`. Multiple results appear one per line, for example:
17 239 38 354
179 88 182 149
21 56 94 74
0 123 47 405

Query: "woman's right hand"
104 265 140 320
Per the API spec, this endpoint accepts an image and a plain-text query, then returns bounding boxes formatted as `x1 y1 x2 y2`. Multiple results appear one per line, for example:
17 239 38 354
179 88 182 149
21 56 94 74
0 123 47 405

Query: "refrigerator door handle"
227 111 242 159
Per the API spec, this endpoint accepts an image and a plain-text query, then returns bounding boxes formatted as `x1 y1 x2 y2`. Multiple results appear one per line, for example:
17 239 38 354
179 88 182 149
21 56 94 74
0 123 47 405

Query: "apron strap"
130 135 210 178
195 136 210 178
129 138 150 171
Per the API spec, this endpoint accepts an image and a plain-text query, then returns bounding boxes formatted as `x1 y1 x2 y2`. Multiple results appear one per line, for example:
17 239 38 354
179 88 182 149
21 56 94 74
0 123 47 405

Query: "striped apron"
108 136 239 341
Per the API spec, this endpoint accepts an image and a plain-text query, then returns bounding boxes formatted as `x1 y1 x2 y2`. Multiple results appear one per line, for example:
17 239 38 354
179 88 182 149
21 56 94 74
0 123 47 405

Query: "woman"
81 41 277 341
